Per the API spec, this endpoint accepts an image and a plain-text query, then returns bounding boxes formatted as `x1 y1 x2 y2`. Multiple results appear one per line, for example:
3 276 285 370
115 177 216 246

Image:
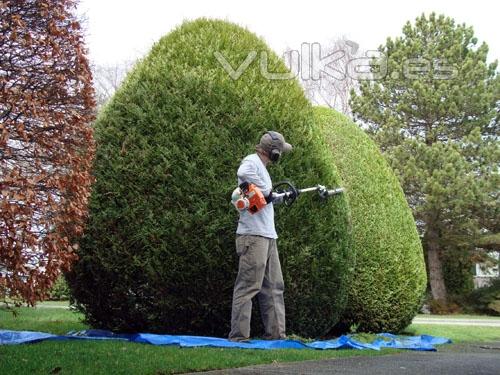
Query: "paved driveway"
189 342 500 375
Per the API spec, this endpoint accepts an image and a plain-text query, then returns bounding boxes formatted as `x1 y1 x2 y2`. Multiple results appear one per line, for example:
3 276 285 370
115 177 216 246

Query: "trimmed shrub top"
314 107 427 332
68 19 352 337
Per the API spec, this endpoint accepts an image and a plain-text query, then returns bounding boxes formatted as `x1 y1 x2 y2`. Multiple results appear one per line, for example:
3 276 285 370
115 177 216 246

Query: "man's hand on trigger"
265 192 274 204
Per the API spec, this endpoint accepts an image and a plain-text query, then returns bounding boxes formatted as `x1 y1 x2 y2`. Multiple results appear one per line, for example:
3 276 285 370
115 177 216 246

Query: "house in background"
474 252 499 288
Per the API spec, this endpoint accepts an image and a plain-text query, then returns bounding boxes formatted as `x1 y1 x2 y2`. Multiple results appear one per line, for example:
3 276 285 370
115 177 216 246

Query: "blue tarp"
0 329 451 351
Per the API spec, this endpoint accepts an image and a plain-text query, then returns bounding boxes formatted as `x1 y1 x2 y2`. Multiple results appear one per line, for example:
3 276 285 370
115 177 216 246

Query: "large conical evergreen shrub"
314 107 426 332
67 19 352 337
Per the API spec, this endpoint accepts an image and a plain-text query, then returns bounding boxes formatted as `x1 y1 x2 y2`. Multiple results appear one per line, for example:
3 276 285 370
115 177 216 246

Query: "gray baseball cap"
257 131 293 154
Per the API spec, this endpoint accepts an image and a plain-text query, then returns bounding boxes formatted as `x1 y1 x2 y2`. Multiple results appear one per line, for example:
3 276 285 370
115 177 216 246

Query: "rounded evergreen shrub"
67 19 352 337
313 107 427 332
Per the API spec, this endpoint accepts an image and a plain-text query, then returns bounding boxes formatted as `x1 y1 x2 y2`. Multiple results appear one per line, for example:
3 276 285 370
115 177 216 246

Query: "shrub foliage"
67 19 352 337
314 107 427 332
464 278 500 316
47 276 70 301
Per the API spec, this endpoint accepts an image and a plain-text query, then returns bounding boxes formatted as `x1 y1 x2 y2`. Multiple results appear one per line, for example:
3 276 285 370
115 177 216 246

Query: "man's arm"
237 160 271 196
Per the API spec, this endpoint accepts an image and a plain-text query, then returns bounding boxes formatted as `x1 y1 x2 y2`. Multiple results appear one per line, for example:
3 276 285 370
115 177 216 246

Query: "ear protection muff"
266 131 281 162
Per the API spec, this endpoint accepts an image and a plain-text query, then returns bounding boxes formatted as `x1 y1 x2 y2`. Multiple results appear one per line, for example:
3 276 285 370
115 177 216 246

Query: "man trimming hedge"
228 131 293 342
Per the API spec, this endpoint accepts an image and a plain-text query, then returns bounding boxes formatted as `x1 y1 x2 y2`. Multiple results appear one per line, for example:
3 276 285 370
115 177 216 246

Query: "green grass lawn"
1 306 499 375
1 305 87 334
415 314 500 320
406 324 500 343
35 300 72 308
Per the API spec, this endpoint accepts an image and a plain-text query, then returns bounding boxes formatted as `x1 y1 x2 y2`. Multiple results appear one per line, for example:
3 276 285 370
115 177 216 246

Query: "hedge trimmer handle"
272 181 344 207
273 181 299 206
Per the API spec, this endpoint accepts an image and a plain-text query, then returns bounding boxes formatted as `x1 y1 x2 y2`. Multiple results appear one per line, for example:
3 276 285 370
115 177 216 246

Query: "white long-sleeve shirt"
236 153 278 239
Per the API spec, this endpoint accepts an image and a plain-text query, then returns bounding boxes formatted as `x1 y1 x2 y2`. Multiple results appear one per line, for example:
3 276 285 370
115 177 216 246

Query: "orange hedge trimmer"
232 181 344 214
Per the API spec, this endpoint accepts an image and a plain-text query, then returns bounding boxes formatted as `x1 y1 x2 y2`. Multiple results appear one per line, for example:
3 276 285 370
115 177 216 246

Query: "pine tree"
350 13 499 302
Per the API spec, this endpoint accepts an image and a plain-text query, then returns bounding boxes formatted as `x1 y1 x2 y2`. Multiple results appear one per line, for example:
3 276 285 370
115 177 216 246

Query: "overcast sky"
77 0 499 66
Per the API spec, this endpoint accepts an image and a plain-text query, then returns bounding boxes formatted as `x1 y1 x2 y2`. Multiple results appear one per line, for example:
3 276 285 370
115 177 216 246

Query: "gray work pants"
228 235 286 341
